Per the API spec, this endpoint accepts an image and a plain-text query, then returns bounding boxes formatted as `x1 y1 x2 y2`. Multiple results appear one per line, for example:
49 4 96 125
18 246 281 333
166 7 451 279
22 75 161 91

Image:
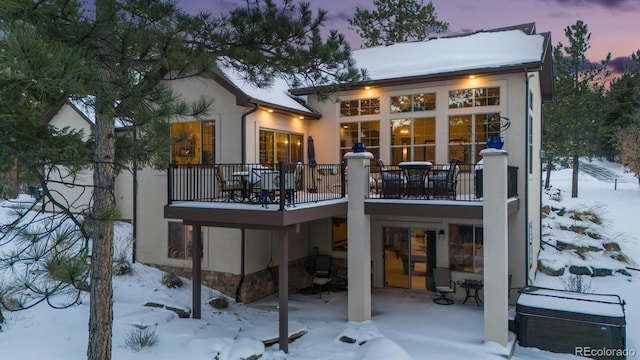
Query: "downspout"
236 103 259 303
132 126 138 263
524 71 534 285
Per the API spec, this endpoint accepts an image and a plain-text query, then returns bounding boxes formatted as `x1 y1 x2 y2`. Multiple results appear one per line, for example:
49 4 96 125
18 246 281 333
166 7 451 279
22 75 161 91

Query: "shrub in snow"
123 325 159 351
161 271 183 288
208 297 228 309
562 274 593 293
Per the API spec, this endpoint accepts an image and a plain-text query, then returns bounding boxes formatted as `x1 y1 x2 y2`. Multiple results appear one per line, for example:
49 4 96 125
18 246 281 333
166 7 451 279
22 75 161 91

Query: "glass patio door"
383 227 436 291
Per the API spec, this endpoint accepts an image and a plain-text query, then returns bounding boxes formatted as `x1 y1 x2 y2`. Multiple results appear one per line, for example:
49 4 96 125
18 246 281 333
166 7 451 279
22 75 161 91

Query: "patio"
248 287 527 359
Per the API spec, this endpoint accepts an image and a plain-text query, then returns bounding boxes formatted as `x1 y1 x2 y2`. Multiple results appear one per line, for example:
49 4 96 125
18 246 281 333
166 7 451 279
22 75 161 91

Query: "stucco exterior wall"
46 105 94 214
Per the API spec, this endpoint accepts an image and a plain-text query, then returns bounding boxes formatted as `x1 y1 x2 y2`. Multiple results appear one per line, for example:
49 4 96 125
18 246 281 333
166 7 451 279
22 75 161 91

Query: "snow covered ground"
0 159 638 359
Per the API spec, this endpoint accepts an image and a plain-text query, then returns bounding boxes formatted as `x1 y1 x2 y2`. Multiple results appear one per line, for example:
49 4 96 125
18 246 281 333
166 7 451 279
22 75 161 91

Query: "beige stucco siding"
46 105 94 213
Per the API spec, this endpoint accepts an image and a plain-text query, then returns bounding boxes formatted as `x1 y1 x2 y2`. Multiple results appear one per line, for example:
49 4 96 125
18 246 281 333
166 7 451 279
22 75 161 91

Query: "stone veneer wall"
147 257 312 304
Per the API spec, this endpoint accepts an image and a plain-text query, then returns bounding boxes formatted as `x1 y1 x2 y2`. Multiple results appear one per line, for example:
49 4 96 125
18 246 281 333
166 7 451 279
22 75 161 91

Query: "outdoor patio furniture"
433 267 455 305
458 279 483 306
428 158 460 199
216 165 244 201
313 254 332 298
380 168 404 198
399 161 432 198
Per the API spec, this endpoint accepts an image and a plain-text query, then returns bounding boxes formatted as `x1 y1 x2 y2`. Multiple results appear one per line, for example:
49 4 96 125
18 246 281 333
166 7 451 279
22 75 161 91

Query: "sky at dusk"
179 0 640 75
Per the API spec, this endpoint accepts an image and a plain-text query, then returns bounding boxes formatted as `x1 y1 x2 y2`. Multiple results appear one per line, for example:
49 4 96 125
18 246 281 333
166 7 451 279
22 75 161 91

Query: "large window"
340 98 380 117
390 93 436 113
259 129 303 165
449 224 483 273
168 222 201 260
448 87 500 108
448 113 499 164
390 117 435 164
339 121 380 159
171 121 215 165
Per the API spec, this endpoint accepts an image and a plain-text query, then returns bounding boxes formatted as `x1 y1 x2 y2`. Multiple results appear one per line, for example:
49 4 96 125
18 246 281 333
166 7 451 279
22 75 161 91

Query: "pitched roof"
291 23 553 101
213 61 321 119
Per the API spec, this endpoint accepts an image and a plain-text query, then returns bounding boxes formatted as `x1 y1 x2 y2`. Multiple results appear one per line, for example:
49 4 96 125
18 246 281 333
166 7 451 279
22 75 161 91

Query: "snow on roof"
216 61 314 115
351 29 545 81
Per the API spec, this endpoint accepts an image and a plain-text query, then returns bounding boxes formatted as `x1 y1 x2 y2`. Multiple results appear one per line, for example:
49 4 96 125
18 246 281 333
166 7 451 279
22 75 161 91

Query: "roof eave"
290 62 546 96
212 67 321 120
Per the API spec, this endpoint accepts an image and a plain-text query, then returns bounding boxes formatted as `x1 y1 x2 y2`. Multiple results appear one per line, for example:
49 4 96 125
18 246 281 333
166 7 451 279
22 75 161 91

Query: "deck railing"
366 163 518 201
167 162 518 208
167 162 346 210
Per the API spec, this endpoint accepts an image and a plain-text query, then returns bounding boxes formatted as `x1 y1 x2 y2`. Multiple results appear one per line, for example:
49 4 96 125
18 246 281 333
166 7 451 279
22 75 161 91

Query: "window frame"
340 97 381 117
259 128 304 165
339 120 380 160
390 117 436 164
449 224 483 274
170 120 215 165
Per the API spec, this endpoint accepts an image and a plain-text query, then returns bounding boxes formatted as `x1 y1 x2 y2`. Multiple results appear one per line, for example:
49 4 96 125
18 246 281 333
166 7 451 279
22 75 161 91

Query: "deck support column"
481 149 509 347
278 230 289 353
191 224 202 319
344 150 374 322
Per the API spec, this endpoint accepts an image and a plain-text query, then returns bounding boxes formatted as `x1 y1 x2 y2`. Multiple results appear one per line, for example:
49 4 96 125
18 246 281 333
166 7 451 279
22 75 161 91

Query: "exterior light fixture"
364 86 371 90
267 109 274 113
469 75 476 79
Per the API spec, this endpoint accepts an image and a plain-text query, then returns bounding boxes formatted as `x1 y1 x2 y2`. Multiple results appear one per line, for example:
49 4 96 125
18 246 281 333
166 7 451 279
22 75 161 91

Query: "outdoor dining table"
398 161 432 198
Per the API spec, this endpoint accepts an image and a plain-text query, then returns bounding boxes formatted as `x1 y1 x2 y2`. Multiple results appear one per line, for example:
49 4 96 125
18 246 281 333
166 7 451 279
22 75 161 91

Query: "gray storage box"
516 286 626 360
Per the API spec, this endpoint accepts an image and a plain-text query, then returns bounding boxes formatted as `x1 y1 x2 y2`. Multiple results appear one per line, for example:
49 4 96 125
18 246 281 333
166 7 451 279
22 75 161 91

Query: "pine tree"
542 20 609 197
348 0 449 48
2 0 361 358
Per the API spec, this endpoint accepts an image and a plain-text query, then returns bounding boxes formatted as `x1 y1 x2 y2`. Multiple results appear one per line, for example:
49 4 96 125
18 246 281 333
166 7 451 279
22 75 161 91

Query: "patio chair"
380 168 404 198
215 165 243 201
312 254 332 298
433 267 455 305
428 158 460 199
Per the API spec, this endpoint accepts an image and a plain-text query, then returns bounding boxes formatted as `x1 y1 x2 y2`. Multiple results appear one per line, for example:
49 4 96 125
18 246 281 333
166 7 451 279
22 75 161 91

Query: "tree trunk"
544 157 552 189
571 155 579 198
88 1 116 359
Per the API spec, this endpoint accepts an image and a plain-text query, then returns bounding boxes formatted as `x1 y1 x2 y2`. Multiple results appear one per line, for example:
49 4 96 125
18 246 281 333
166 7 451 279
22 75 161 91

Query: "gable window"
390 117 435 164
340 98 380 117
171 121 214 165
448 113 499 165
340 120 380 159
259 129 303 165
390 93 436 113
449 224 483 273
168 222 202 260
448 87 500 109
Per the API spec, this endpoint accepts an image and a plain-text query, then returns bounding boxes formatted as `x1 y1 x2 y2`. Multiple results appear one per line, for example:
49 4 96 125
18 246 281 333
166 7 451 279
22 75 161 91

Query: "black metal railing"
167 162 346 210
367 163 518 201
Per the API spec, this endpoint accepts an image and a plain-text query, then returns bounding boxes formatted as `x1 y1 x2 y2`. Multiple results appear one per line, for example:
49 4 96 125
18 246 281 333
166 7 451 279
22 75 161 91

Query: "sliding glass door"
383 227 436 291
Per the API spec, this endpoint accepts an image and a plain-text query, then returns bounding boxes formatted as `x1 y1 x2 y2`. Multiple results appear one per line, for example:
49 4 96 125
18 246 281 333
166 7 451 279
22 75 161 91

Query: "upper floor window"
340 120 380 159
171 121 214 165
390 93 436 113
448 87 500 109
390 117 435 164
340 98 380 117
259 129 303 165
448 113 499 164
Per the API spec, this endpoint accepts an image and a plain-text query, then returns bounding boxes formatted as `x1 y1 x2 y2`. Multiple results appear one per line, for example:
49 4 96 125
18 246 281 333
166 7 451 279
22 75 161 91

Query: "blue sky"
179 0 640 75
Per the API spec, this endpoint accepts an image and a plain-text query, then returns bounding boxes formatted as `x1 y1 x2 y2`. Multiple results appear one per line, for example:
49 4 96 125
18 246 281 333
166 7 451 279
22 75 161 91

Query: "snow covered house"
50 23 553 348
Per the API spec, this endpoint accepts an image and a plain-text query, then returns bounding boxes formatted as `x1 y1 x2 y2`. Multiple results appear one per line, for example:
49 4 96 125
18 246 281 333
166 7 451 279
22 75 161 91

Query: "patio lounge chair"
433 267 455 305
